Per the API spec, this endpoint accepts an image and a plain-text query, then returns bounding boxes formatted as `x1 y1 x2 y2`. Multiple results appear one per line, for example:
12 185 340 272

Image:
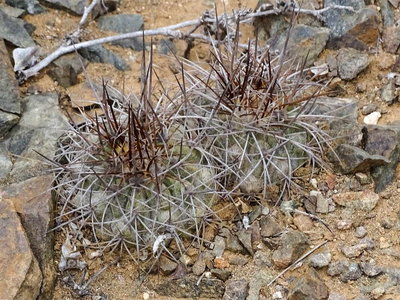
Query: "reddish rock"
332 191 379 211
287 268 329 300
0 198 42 300
272 231 309 269
1 176 56 299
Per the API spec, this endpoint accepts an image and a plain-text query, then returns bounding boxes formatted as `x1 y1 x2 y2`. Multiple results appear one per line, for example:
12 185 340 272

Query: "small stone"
212 236 225 258
332 191 380 211
370 286 385 299
360 260 382 277
379 237 391 249
142 292 150 300
341 243 368 258
337 219 353 230
363 112 381 125
259 215 282 238
213 257 229 269
361 104 378 115
337 48 369 80
383 26 400 54
223 279 248 300
293 213 313 232
272 231 309 269
355 226 367 238
356 82 367 93
78 45 130 71
381 80 398 105
237 229 253 256
309 251 332 268
253 250 272 267
355 173 370 185
5 0 45 14
310 190 329 214
359 237 375 250
328 260 348 277
328 293 347 300
211 268 231 281
159 256 177 275
287 268 328 300
341 262 362 282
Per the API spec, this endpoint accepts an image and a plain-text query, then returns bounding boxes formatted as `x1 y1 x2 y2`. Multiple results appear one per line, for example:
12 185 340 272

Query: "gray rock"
96 14 144 51
158 38 177 55
359 237 375 250
332 144 389 174
377 0 394 27
309 251 332 268
247 269 275 300
324 7 379 51
5 0 44 14
337 48 369 80
0 145 13 179
0 199 42 300
221 229 245 253
212 235 226 258
223 279 248 300
383 26 400 54
328 293 347 300
155 277 225 299
47 53 87 88
0 3 26 17
269 24 330 66
355 226 367 238
4 93 67 182
287 268 329 300
381 80 398 105
253 250 273 267
211 269 231 282
341 243 368 258
365 125 400 191
0 10 35 47
237 228 253 255
341 262 363 282
41 0 87 15
259 215 282 237
310 190 329 214
360 261 382 277
159 256 177 275
0 111 19 138
253 0 289 40
355 172 370 185
78 45 130 71
328 260 349 277
332 190 380 211
272 231 309 269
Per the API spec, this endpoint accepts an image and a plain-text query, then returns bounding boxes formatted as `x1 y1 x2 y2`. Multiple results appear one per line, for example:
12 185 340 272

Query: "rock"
293 213 313 232
247 269 275 300
0 199 42 300
355 173 370 185
0 10 35 47
223 229 245 253
155 277 225 299
5 0 44 14
78 45 130 71
47 53 87 88
159 256 177 275
310 190 329 214
383 26 400 54
324 6 380 51
363 112 381 125
287 268 329 300
41 0 87 15
332 144 389 174
0 145 13 179
360 260 382 277
260 215 282 237
333 190 380 211
253 0 289 40
355 226 367 238
328 293 347 300
91 0 119 19
0 3 26 17
328 260 362 282
3 93 67 182
237 228 253 255
365 125 400 191
253 250 273 267
212 235 225 258
96 14 144 51
336 48 369 80
192 252 209 276
0 111 19 138
380 80 398 105
1 176 56 298
158 38 177 55
341 243 369 258
211 269 231 281
272 231 309 269
269 24 330 66
377 0 394 27
362 104 378 116
309 251 332 268
336 219 353 230
388 0 399 7
223 279 248 300
0 39 21 114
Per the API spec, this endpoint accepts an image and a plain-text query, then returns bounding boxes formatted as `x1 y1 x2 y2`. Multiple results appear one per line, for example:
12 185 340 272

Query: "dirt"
10 0 400 299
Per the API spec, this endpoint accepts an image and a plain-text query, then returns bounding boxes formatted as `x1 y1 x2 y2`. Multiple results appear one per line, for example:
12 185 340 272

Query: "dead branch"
19 5 354 82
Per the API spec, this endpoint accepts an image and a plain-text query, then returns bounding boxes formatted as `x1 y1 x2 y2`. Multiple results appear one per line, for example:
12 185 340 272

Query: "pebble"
355 226 367 238
361 104 378 115
309 251 332 268
310 190 329 214
355 173 370 185
223 279 248 300
360 260 382 277
337 219 353 230
341 243 367 258
363 111 381 125
328 292 347 300
370 286 385 299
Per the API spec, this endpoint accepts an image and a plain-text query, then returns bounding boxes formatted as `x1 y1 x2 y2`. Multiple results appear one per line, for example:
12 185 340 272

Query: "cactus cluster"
50 38 331 260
